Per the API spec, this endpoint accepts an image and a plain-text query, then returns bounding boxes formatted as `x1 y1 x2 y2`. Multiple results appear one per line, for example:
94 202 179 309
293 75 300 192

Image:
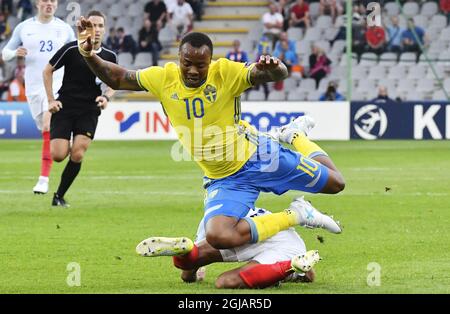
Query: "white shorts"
26 93 49 131
195 208 307 265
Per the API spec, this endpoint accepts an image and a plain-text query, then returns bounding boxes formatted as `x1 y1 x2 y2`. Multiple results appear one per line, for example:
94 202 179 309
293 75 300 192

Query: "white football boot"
290 250 321 273
274 115 316 144
136 237 194 257
286 196 342 234
33 176 49 194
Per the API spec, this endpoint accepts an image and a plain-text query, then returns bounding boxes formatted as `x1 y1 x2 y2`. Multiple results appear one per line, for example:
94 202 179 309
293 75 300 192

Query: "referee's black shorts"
50 108 101 141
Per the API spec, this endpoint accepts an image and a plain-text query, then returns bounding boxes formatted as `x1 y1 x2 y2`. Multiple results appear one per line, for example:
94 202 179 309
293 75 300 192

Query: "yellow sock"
292 133 328 159
245 211 297 243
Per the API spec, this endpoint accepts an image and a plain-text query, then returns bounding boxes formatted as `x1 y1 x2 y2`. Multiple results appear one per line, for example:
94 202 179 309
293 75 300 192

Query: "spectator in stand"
273 34 298 73
167 0 193 41
0 12 10 43
401 18 428 56
319 81 345 101
144 0 168 32
441 0 450 24
226 39 249 64
17 0 33 21
386 16 404 54
117 27 137 56
186 0 203 21
262 3 284 49
366 24 386 55
371 86 396 103
106 27 120 54
7 64 27 102
289 0 310 29
319 0 343 23
309 45 331 88
352 20 366 59
1 0 13 16
139 19 162 66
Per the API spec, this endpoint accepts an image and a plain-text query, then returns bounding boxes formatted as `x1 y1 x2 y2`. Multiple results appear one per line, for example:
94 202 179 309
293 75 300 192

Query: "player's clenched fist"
76 16 95 57
48 100 63 113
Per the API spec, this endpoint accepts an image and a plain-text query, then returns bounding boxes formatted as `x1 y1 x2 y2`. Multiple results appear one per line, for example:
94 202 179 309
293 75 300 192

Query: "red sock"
173 244 199 270
41 131 52 177
239 261 293 289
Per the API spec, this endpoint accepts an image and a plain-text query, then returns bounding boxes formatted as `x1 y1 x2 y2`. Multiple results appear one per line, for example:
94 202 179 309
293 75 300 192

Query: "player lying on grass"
137 205 320 289
77 19 345 253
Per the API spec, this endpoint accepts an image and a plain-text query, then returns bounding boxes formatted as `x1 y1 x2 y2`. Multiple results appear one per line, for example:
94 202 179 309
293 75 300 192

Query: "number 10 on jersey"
184 98 205 119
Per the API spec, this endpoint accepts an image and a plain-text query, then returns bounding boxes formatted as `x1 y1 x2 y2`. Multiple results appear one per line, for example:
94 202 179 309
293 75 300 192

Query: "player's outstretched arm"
76 17 143 91
249 55 289 86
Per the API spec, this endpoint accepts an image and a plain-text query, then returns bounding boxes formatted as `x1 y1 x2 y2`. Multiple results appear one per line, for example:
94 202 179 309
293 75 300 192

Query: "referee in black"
43 10 117 207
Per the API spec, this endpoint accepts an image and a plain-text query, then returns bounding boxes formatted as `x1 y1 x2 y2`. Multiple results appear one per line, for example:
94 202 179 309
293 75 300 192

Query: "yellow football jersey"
136 58 257 179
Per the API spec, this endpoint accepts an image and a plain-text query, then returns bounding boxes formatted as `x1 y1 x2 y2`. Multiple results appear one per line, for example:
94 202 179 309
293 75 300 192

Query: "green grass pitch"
0 140 449 294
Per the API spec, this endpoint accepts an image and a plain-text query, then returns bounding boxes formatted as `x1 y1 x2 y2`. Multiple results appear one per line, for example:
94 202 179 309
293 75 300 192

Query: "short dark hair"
179 32 213 55
87 10 106 24
117 27 124 33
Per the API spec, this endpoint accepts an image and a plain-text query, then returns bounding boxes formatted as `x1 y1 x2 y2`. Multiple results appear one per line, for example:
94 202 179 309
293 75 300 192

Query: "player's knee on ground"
215 273 245 289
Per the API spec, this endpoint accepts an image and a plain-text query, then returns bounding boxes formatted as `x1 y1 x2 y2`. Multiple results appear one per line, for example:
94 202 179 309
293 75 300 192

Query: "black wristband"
102 95 110 102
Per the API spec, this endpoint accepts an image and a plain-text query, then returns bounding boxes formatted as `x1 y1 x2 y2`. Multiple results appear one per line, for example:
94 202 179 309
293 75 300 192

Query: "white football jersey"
3 17 76 96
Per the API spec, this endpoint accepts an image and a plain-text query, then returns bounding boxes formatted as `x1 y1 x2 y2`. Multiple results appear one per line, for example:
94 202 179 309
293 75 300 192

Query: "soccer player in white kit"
2 0 75 194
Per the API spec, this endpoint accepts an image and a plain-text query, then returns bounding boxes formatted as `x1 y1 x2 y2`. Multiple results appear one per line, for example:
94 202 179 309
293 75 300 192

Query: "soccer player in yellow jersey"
77 18 345 267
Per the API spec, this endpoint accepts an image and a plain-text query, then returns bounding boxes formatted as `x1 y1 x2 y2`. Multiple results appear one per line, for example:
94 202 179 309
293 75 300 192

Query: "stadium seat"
359 52 378 66
339 54 357 67
368 66 386 80
388 65 407 79
385 2 400 16
377 78 397 89
298 78 316 92
413 15 429 29
425 65 445 79
303 27 322 42
432 90 449 101
316 16 333 30
118 53 133 68
397 79 416 93
108 3 125 19
417 79 435 94
287 90 308 101
421 2 439 18
419 52 439 65
351 91 365 101
429 41 448 54
399 52 417 65
133 52 152 70
309 2 320 19
357 79 377 93
159 27 175 48
307 90 322 101
323 27 340 42
318 78 331 93
331 40 346 55
128 3 143 18
247 90 266 101
402 2 419 18
379 52 398 66
443 78 450 90
404 90 425 101
353 65 369 80
429 15 447 30
407 65 427 80
283 77 298 91
287 28 303 41
314 40 331 54
438 27 450 43
268 91 287 101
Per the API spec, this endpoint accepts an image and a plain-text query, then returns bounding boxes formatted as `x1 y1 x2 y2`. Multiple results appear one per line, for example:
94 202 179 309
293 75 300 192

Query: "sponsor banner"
351 102 450 140
0 102 41 139
96 101 351 140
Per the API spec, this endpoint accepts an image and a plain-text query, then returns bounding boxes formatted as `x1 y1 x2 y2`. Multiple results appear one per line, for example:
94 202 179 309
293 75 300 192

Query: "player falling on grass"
137 207 320 289
2 0 76 194
43 11 116 207
77 19 345 267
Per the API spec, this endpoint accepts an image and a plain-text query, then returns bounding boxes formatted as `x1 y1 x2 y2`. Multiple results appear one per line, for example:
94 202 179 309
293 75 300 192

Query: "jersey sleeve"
49 42 74 70
136 66 165 98
2 22 24 60
221 58 254 97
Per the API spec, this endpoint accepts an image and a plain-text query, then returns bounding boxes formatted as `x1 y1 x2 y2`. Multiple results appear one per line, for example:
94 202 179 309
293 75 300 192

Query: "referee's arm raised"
76 17 143 91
